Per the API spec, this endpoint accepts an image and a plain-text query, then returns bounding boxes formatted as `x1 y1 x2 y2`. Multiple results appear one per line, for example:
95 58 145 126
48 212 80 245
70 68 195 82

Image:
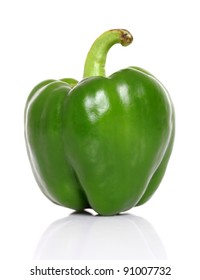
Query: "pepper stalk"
83 29 133 78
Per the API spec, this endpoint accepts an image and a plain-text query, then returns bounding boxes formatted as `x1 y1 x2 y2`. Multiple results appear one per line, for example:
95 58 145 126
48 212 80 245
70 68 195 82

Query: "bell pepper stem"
83 29 133 78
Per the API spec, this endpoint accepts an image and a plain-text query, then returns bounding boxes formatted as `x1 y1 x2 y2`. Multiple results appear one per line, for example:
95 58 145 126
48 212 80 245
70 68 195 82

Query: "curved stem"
83 29 133 78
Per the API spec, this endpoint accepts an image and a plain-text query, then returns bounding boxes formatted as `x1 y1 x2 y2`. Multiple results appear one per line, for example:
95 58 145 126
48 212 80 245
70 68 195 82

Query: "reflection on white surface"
34 212 167 260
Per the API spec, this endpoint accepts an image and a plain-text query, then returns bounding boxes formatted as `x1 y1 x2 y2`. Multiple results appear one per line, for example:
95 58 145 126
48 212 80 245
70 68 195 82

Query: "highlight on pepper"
24 29 175 216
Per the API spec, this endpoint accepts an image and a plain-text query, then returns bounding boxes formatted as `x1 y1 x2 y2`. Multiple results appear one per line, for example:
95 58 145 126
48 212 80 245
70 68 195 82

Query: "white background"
1 0 200 278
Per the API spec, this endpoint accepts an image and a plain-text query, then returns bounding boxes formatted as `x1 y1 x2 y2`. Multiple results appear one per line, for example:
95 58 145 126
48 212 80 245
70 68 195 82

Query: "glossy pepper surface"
24 29 175 215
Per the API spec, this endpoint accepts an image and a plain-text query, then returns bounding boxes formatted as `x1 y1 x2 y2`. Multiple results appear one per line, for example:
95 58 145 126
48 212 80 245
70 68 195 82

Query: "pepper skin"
24 29 175 215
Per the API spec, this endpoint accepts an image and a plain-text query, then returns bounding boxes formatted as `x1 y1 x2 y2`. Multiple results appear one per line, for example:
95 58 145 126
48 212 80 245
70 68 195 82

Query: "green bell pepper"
25 29 175 216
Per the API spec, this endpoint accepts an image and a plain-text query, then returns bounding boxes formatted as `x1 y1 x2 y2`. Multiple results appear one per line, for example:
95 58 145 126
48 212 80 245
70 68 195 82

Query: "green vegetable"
24 29 175 215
